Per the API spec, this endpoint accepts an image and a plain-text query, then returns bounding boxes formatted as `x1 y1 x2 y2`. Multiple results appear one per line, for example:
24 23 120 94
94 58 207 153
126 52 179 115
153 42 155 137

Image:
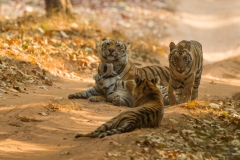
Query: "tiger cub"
71 63 121 102
75 76 164 138
168 40 203 106
69 38 170 106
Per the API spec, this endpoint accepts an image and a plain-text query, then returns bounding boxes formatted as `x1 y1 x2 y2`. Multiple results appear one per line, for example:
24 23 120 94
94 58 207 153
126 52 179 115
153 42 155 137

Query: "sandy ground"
1 0 240 159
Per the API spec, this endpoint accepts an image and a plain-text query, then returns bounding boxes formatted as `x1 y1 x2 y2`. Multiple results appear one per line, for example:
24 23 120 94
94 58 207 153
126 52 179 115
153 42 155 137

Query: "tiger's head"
132 76 160 100
169 40 193 74
100 38 130 62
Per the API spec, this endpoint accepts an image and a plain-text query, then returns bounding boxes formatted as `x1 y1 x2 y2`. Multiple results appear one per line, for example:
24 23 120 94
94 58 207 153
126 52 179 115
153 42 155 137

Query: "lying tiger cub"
168 40 203 105
75 76 164 138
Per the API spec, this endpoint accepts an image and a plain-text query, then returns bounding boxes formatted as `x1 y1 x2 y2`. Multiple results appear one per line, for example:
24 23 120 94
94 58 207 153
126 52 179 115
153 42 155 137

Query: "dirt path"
1 0 240 159
165 0 240 98
166 0 240 64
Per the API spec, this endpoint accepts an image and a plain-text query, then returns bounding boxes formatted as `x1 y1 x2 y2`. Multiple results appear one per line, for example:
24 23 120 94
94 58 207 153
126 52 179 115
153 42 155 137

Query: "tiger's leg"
191 69 202 100
68 84 102 99
111 95 134 107
168 79 177 106
175 88 183 104
88 96 106 102
182 87 192 103
106 89 134 107
182 77 195 103
112 95 121 106
159 85 170 106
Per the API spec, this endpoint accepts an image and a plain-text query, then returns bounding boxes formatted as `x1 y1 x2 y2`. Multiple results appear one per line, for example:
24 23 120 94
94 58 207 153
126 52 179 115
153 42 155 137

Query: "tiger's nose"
177 67 184 72
108 48 115 54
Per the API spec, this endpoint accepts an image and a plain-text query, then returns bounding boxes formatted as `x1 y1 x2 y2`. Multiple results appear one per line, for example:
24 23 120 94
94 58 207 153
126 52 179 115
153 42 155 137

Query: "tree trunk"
45 0 73 17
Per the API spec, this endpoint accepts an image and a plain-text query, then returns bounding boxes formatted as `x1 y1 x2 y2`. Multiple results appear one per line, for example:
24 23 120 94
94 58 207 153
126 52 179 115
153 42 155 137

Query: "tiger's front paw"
68 92 87 99
88 96 105 102
112 95 121 106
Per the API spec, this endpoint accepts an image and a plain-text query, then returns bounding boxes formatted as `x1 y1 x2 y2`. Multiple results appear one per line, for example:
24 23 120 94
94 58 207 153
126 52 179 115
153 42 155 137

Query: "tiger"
74 76 164 138
68 38 170 106
168 40 203 106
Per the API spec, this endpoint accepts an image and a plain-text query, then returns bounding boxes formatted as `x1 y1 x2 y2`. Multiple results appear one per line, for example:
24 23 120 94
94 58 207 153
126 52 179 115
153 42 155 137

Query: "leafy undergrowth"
0 56 53 96
0 10 170 96
104 96 240 160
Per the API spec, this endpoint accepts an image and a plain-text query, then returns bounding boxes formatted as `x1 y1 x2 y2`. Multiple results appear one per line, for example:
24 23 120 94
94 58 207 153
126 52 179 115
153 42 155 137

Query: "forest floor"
0 0 240 160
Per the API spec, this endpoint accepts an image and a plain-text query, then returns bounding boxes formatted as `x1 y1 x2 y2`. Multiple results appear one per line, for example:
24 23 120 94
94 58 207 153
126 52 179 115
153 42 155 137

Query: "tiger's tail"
74 116 135 138
98 123 134 138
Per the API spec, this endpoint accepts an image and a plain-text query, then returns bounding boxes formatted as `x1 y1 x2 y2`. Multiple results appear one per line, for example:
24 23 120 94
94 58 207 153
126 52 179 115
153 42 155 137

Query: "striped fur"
68 38 170 106
68 63 120 102
168 40 203 106
107 79 136 107
75 76 164 138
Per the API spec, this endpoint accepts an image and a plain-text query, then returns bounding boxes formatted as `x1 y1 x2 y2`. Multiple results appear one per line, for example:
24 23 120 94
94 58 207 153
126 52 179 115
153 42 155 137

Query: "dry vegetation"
0 0 240 159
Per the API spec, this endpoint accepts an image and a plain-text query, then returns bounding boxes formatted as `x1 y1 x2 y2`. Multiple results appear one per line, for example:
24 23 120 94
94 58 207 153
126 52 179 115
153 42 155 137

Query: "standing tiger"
68 38 170 106
168 40 203 106
75 76 164 138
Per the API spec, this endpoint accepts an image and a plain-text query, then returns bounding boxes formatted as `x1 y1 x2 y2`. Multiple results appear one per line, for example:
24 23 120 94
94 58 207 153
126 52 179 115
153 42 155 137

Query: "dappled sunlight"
203 50 239 64
178 12 240 29
170 0 240 65
0 139 48 153
202 75 240 87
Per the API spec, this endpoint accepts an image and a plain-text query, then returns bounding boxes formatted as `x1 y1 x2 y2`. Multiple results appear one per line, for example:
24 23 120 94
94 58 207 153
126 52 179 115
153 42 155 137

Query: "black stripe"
142 69 149 80
171 75 183 85
146 66 156 76
184 73 193 80
157 66 169 82
153 68 164 82
171 84 178 90
121 81 125 89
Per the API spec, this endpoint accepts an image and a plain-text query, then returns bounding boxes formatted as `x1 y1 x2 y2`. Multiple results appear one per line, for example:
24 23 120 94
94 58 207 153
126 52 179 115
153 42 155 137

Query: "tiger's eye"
174 55 178 60
183 56 188 61
116 42 121 47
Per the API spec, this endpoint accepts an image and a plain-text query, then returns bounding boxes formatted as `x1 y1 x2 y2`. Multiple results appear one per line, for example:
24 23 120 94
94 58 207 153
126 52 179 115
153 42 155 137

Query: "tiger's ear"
126 42 130 48
169 42 175 52
134 75 142 86
102 38 107 41
186 41 191 51
151 77 159 85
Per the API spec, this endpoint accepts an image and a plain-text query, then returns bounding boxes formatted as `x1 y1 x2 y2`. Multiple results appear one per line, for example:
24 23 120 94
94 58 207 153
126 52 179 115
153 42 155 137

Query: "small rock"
225 108 237 114
209 103 220 110
43 78 53 86
38 86 48 90
0 88 7 94
60 151 70 155
7 88 19 93
13 86 27 93
38 112 48 116
54 97 64 100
